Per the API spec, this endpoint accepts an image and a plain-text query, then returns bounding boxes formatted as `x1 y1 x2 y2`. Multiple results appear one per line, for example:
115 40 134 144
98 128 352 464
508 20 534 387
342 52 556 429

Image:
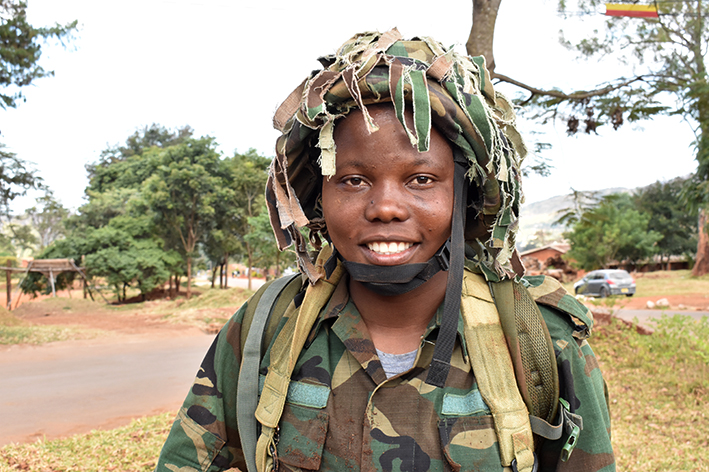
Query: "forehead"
332 104 453 167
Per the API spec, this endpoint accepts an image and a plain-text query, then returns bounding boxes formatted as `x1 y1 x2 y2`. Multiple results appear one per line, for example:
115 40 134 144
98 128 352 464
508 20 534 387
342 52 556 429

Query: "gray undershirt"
376 348 419 378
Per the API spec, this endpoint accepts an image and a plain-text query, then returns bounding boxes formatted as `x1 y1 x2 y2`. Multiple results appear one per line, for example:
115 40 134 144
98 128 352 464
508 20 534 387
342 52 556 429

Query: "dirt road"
0 329 214 446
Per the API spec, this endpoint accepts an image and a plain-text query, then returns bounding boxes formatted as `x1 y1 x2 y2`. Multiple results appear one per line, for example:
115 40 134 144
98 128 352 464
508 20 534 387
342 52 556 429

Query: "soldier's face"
321 104 455 267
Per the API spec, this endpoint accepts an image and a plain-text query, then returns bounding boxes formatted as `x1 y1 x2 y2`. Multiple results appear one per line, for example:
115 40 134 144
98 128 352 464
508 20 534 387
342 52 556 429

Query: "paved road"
0 331 215 446
615 308 709 330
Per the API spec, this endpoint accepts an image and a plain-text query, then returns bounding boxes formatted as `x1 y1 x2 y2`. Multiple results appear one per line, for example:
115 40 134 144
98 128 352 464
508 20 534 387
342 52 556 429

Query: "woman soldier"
156 29 614 472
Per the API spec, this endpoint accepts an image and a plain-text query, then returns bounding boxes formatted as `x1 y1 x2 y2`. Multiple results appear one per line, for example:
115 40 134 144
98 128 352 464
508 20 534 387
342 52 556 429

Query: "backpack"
236 264 584 472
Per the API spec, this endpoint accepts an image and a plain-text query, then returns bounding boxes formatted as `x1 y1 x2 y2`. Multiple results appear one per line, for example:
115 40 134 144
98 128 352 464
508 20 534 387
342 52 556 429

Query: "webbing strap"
255 247 344 472
425 158 467 387
237 274 300 472
529 414 563 441
461 271 536 472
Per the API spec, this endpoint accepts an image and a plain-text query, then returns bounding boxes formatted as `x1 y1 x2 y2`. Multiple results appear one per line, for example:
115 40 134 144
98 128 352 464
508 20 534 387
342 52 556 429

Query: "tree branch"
491 73 646 101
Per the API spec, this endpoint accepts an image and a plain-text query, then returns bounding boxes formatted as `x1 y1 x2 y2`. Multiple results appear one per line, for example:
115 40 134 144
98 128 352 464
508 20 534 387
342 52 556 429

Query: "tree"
634 177 698 269
0 0 77 109
244 210 289 280
227 149 271 290
86 124 193 193
23 190 69 250
466 1 709 275
142 137 233 299
564 193 662 270
0 144 41 215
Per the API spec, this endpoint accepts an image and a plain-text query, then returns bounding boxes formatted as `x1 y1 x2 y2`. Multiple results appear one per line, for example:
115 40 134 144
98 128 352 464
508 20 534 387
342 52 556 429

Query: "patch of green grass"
171 286 254 311
633 269 709 298
593 315 709 470
0 307 103 345
155 287 254 330
0 413 175 472
0 325 103 345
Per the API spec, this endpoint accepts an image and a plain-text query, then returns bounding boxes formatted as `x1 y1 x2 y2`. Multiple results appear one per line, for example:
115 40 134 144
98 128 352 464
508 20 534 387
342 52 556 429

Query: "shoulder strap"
254 246 345 472
237 273 302 472
461 271 537 472
490 279 559 424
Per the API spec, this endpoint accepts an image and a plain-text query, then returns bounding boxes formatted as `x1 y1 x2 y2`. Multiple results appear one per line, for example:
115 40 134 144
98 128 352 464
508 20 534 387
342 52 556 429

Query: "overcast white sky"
1 0 698 213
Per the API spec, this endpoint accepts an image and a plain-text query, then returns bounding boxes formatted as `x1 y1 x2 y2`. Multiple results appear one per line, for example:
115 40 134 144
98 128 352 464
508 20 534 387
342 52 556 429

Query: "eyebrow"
341 157 434 169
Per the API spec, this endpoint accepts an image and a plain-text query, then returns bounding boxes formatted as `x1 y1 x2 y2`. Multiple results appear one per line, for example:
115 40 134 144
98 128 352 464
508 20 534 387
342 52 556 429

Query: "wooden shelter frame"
0 258 107 310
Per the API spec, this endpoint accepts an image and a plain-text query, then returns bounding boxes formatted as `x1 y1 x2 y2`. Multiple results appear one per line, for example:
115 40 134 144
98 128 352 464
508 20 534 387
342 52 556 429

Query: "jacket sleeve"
537 303 615 472
155 303 248 472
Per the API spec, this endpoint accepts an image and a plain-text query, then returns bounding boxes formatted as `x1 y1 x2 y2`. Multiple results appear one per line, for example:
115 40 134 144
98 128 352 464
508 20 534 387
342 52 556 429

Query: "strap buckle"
435 240 451 272
558 398 583 462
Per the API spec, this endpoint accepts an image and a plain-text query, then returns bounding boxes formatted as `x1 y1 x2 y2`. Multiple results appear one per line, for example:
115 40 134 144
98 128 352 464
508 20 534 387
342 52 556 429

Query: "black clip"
435 240 451 272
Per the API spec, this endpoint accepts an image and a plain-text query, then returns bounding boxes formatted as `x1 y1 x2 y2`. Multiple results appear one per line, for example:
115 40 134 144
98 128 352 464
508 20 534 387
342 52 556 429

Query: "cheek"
418 194 454 232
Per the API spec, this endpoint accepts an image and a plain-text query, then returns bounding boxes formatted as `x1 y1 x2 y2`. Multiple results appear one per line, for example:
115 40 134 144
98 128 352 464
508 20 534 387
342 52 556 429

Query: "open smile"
366 241 414 255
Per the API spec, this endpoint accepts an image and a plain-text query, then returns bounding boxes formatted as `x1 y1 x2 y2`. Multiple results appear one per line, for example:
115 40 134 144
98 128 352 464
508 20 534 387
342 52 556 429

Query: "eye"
343 176 366 187
411 175 435 186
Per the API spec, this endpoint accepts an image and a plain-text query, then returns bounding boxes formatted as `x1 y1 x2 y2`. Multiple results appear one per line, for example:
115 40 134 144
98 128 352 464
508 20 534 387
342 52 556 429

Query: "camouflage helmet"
266 28 527 283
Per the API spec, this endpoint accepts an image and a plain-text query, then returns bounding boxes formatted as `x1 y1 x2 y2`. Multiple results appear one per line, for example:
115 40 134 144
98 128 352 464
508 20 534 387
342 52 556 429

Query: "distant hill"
518 187 630 247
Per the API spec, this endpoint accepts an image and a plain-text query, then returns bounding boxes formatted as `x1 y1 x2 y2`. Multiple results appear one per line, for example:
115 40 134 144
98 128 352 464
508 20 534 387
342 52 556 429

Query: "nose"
364 182 410 223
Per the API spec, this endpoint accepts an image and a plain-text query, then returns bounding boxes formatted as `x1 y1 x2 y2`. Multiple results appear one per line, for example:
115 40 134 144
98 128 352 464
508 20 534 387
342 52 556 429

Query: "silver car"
573 269 636 298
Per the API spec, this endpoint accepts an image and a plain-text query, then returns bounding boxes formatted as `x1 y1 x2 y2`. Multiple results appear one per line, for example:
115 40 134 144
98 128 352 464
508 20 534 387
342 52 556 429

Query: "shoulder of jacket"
522 275 593 336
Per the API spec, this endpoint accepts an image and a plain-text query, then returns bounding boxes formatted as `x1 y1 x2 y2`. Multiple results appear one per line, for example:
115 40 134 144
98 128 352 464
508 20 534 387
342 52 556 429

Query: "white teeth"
367 241 412 255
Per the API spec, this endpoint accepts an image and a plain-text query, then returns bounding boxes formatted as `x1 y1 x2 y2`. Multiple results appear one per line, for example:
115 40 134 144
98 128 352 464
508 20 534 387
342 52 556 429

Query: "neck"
349 270 448 354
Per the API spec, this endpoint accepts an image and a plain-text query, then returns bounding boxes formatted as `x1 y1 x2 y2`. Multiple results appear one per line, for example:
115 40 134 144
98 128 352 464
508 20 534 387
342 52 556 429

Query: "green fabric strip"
386 41 408 58
442 388 490 416
410 69 431 152
466 94 493 153
259 375 330 409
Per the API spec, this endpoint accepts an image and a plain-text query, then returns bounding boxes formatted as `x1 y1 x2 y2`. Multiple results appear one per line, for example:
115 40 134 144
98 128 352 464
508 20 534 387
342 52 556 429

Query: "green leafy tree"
227 149 271 290
465 1 709 274
0 144 41 216
0 0 77 109
0 2 74 224
564 193 662 270
634 177 698 269
142 137 233 299
244 210 291 280
85 124 193 193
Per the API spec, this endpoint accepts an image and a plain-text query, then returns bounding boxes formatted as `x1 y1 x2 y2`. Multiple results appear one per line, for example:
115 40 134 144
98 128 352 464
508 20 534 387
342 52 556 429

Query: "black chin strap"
343 242 450 296
425 156 468 388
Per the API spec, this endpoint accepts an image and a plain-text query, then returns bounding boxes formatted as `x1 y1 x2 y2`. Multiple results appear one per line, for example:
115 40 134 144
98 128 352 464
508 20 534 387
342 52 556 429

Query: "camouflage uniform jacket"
156 274 615 472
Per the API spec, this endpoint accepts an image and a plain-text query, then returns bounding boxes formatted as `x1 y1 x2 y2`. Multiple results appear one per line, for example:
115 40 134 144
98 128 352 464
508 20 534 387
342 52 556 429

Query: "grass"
0 286 255 345
1 313 707 470
0 413 175 472
147 286 254 330
594 315 709 471
632 269 709 298
0 306 103 345
564 269 709 300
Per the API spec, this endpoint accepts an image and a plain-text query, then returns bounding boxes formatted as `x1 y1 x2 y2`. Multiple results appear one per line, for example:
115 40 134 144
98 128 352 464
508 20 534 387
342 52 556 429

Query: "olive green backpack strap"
461 271 537 472
237 273 304 472
491 275 586 463
489 279 560 427
254 247 345 472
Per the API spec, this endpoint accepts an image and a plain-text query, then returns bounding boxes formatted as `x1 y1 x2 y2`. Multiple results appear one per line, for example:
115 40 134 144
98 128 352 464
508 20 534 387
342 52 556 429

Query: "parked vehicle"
573 269 636 298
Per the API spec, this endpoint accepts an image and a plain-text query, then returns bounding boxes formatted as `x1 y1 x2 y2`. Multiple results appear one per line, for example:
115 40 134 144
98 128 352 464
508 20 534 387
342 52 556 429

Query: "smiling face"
321 104 455 267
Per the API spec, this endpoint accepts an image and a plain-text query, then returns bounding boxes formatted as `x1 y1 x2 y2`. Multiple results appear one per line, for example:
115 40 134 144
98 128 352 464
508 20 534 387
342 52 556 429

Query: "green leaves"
564 192 663 269
0 0 77 109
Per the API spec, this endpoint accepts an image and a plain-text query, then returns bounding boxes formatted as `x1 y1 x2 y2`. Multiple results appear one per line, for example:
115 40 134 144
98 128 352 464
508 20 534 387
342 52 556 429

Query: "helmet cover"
267 28 527 283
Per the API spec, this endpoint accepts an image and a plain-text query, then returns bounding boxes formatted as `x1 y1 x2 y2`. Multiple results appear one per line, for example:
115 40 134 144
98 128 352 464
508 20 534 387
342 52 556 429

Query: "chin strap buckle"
435 240 451 272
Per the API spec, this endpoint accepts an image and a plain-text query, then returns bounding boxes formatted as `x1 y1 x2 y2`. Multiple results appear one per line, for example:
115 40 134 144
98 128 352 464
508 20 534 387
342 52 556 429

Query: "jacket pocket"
276 403 329 470
438 416 509 472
